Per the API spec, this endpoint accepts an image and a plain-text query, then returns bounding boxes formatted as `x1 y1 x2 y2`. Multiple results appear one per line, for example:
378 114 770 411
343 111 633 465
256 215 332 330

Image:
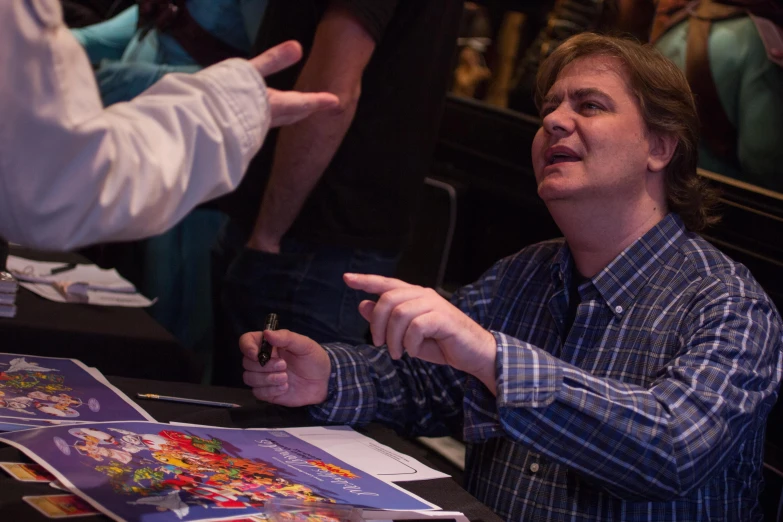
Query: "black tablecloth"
0 376 503 522
0 247 198 382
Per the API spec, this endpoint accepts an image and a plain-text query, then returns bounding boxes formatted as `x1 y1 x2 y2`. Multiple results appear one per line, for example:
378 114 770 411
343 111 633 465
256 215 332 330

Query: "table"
0 376 504 522
0 247 200 382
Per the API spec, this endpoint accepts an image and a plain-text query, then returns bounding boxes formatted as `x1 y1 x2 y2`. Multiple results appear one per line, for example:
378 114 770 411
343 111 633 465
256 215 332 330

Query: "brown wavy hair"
535 33 719 231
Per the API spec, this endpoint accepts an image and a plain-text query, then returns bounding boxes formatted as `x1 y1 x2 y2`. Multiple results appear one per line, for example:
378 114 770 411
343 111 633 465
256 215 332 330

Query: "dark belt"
136 0 248 67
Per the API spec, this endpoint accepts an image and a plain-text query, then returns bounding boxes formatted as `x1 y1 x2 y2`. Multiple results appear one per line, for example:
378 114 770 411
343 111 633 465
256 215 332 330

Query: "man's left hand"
344 273 497 394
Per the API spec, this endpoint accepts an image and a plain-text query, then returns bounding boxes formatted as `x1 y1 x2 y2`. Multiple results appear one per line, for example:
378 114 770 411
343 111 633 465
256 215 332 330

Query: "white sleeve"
0 0 271 251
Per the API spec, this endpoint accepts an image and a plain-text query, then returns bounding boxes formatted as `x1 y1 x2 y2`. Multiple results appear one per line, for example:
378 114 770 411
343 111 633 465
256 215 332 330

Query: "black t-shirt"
214 0 463 251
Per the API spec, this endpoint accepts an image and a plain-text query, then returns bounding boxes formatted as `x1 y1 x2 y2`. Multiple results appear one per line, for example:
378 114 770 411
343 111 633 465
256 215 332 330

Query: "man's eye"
582 102 603 112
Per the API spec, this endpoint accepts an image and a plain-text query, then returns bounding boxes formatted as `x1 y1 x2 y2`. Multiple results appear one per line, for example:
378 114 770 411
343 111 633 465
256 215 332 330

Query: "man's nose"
542 104 575 135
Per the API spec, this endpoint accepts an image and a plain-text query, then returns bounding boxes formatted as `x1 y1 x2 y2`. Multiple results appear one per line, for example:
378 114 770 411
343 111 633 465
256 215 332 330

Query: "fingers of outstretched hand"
267 89 340 128
343 273 412 294
383 297 436 358
357 300 375 324
402 313 443 361
369 286 440 348
250 40 303 77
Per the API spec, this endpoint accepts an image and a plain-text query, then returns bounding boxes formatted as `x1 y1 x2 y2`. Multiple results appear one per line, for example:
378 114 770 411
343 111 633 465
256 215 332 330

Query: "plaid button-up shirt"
311 214 783 521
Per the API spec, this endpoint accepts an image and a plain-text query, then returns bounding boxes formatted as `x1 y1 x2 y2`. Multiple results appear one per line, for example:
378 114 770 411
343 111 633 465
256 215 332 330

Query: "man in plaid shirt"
240 33 783 521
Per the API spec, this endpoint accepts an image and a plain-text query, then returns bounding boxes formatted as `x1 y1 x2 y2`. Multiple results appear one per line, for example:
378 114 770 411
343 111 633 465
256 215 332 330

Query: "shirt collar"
550 213 687 318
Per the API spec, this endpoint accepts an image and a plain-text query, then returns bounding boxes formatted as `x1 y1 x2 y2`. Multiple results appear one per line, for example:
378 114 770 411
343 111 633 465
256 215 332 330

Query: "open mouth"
548 153 580 166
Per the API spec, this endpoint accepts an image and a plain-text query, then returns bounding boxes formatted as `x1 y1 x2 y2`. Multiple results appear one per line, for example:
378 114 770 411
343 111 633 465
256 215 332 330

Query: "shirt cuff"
495 331 563 408
463 374 503 442
308 343 377 426
194 58 269 159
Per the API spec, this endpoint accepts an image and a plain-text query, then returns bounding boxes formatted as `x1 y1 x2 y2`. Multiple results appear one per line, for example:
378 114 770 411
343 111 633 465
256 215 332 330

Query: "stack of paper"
0 271 18 318
6 255 154 308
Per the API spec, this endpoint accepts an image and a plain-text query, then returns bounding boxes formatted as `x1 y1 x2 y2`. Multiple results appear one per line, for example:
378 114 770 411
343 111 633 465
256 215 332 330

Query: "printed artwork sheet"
0 353 153 425
0 421 436 522
0 417 65 432
275 427 449 482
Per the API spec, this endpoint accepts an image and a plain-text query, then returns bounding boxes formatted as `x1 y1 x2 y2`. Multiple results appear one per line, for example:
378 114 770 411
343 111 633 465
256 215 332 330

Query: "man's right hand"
249 41 340 127
240 329 331 407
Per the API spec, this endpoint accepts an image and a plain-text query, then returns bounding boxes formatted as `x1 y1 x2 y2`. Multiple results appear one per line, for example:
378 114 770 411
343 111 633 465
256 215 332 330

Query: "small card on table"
0 461 56 482
23 494 99 518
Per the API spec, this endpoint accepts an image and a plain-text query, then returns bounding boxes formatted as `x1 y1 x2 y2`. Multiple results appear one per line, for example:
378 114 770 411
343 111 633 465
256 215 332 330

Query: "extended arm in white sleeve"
0 0 270 251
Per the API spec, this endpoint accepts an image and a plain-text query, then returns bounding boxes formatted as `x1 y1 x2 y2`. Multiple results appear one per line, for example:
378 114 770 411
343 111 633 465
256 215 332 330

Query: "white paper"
277 426 450 482
417 436 466 471
362 509 469 522
6 256 154 307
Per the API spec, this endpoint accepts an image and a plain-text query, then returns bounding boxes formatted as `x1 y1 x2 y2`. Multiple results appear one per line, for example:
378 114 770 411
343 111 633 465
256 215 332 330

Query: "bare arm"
247 3 377 252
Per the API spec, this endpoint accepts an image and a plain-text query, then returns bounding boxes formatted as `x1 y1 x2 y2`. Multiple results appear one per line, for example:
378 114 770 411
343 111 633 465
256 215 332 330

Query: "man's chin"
537 180 579 203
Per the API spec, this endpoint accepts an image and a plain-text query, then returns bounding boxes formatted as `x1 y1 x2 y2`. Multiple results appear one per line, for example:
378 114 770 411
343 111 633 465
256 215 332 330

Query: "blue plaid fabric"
310 213 783 521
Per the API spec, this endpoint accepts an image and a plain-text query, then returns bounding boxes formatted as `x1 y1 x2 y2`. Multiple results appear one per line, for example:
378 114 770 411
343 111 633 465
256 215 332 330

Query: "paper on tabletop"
6 255 154 307
278 426 450 482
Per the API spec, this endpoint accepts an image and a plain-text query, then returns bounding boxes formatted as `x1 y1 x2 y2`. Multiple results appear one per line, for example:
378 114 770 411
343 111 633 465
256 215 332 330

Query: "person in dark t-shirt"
211 0 463 386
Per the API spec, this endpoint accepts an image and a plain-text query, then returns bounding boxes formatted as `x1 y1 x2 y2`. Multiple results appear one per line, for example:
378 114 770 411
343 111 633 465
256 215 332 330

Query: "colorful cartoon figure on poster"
75 441 134 464
29 390 83 408
0 357 58 374
0 358 100 419
55 427 341 519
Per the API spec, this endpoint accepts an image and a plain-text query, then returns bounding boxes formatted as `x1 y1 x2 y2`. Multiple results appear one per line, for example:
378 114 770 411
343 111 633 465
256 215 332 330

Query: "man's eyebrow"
572 87 612 102
542 92 562 107
542 87 613 106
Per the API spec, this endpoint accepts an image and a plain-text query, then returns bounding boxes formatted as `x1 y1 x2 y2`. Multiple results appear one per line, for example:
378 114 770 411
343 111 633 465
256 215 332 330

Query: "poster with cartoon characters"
0 421 436 522
0 353 153 425
0 418 61 432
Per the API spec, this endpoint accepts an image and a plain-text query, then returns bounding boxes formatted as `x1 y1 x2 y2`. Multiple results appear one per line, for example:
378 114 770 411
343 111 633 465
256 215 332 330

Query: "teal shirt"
656 16 783 193
71 0 267 104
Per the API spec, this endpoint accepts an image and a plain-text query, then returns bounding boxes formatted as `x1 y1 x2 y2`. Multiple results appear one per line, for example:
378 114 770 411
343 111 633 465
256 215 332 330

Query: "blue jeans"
211 223 399 386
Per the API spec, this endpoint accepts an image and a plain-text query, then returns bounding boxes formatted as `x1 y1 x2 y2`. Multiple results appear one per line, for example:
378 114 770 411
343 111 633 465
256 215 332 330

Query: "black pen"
257 313 279 366
49 263 77 275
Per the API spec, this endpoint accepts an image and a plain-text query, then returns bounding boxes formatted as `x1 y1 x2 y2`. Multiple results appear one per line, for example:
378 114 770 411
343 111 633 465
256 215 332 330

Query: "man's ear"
648 133 677 173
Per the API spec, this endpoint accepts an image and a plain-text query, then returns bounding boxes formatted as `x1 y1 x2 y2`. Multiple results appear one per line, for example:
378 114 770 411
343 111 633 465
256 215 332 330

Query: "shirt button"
614 305 623 314
529 462 540 473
